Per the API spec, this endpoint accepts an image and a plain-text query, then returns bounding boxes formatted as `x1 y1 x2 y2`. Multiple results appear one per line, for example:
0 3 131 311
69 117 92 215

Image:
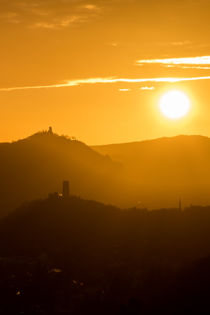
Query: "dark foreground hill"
93 135 210 208
1 197 210 313
0 130 121 217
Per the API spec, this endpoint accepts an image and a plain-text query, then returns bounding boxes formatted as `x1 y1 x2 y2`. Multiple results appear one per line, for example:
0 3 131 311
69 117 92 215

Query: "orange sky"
1 0 210 144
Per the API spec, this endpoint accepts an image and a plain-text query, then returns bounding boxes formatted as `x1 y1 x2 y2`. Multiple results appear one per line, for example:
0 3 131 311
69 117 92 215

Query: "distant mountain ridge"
92 134 210 161
93 135 210 208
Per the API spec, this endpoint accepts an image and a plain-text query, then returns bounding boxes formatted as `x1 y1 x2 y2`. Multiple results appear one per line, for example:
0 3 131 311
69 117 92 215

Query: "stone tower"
63 180 70 198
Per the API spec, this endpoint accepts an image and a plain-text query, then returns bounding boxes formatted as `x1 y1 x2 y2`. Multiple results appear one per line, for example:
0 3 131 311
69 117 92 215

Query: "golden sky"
1 0 210 144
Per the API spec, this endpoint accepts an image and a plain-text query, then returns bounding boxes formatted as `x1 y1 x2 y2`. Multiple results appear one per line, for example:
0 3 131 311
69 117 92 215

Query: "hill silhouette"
2 131 210 216
93 135 210 208
0 130 121 217
1 197 210 313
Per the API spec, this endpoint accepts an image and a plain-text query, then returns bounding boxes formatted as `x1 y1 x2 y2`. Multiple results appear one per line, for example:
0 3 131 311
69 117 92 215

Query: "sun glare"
159 90 191 119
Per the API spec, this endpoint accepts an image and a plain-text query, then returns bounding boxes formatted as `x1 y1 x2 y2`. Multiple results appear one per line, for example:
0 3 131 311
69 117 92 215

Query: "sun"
159 90 191 119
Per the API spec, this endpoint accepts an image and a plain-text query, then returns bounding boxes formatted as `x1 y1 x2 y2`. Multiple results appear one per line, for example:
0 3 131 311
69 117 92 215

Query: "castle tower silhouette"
48 126 53 134
179 198 182 211
63 180 70 198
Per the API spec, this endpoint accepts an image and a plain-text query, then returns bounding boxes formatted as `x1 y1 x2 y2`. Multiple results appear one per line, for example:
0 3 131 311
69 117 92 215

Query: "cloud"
32 22 57 29
0 1 102 29
108 42 118 47
0 11 20 24
171 41 191 46
2 76 210 92
31 15 84 29
118 88 131 92
82 4 99 11
140 87 155 90
165 65 210 70
137 56 210 66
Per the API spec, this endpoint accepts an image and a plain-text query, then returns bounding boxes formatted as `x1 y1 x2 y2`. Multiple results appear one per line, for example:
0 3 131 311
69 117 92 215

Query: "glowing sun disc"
159 90 190 119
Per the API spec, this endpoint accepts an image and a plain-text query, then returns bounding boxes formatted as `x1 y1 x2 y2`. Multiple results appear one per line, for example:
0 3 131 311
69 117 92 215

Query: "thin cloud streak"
1 76 210 92
137 56 210 65
165 65 210 70
140 87 155 90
